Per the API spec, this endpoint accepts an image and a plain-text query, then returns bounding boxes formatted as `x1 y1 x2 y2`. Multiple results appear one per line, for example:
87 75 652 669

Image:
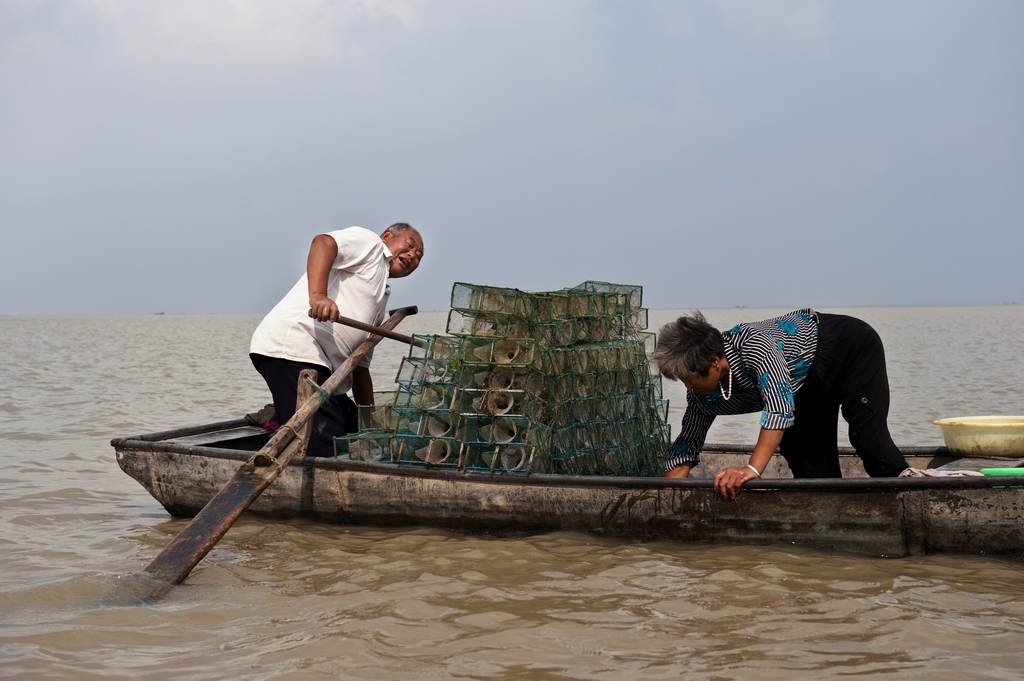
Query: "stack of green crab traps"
334 281 670 476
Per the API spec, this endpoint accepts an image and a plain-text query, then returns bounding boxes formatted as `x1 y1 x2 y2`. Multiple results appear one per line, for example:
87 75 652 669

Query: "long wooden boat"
112 418 1024 562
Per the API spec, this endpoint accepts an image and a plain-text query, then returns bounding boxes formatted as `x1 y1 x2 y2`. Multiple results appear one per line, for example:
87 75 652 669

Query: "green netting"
335 281 669 476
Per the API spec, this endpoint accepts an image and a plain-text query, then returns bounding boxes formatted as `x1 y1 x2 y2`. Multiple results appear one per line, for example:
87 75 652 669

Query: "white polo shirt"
250 227 392 394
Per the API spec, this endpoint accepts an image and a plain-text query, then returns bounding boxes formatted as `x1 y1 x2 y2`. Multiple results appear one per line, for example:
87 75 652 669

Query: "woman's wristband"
745 464 761 478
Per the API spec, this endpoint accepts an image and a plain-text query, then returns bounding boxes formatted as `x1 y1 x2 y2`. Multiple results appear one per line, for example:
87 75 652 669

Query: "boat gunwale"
111 418 251 443
111 432 1024 493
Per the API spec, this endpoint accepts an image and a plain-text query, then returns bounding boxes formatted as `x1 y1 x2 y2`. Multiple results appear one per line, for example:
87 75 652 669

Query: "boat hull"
113 424 1024 562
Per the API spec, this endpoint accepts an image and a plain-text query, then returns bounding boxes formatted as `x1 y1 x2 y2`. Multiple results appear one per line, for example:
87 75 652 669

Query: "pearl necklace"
721 367 733 401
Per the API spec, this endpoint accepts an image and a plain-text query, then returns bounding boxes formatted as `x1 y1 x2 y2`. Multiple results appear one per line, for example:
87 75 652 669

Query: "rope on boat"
303 374 331 404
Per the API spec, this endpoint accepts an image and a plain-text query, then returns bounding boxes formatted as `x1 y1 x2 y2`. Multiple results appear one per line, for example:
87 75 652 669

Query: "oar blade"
101 571 176 606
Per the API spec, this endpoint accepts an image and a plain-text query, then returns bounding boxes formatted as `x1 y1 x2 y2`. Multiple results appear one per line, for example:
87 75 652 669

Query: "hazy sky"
1 0 1021 315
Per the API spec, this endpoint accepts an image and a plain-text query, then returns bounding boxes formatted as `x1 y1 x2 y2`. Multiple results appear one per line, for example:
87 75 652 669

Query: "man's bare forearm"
308 234 339 321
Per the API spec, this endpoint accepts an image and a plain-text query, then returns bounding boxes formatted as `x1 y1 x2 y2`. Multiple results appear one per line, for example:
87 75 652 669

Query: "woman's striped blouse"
664 309 819 472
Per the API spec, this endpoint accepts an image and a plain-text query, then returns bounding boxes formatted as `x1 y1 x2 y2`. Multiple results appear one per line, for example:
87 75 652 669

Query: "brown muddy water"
1 306 1023 680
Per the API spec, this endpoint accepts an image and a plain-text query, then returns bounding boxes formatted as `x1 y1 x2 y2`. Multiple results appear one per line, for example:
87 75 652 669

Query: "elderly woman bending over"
653 310 908 499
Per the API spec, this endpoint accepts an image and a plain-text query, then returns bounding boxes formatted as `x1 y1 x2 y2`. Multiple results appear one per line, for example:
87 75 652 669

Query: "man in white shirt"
250 223 424 456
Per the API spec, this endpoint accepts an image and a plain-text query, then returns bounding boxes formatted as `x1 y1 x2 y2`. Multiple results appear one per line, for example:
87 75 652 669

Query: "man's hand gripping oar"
308 309 427 349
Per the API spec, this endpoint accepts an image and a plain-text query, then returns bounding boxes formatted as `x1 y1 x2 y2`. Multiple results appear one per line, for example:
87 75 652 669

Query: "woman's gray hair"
653 311 725 380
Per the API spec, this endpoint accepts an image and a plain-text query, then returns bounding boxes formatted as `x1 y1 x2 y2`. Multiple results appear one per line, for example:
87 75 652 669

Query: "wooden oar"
118 305 418 603
312 310 427 348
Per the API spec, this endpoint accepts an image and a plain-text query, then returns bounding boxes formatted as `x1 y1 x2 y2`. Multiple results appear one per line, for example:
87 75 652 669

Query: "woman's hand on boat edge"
713 466 760 500
663 463 760 499
713 427 784 499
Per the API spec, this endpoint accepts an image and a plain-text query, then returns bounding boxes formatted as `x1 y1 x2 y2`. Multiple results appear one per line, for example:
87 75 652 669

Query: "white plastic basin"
933 416 1024 458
